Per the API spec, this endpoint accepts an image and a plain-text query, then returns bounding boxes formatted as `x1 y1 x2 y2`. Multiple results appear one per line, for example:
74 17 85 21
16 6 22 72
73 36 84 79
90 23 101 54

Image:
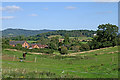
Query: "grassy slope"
2 46 119 78
27 41 37 43
69 37 93 40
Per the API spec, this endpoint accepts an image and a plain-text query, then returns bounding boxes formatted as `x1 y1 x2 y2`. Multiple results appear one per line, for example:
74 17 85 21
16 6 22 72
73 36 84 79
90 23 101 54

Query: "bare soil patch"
4 49 45 55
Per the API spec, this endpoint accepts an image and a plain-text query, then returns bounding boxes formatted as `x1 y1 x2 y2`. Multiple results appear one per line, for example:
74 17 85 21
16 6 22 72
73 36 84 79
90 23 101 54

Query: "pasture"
48 35 63 38
69 37 93 40
2 46 119 78
27 41 37 43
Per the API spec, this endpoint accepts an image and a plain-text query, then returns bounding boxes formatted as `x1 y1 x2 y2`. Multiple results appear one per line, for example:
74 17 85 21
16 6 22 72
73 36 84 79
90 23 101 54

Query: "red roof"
31 44 48 48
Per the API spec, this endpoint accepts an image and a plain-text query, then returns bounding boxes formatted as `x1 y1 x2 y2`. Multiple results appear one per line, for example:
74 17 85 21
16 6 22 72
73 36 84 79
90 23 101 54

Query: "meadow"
69 37 93 40
2 46 119 78
27 41 37 43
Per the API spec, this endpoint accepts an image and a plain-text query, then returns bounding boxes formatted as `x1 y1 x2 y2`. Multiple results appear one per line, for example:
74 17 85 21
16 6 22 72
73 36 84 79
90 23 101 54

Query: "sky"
1 2 118 30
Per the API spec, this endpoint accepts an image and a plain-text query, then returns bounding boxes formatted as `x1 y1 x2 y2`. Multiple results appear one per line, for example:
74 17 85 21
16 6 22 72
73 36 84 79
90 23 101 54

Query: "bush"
71 46 80 52
60 46 68 54
80 44 90 51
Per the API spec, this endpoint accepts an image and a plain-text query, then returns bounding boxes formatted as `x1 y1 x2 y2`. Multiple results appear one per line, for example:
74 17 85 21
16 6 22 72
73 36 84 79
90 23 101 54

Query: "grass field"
2 46 119 78
27 41 37 43
48 35 63 38
69 37 93 40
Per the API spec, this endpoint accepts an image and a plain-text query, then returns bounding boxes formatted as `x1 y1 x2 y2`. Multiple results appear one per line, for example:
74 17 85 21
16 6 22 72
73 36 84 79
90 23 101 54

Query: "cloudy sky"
1 2 118 30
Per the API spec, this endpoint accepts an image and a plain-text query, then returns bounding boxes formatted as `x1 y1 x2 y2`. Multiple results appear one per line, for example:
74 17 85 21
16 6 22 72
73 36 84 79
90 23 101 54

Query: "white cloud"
29 14 38 16
1 5 22 12
93 0 119 2
0 16 15 20
65 6 77 10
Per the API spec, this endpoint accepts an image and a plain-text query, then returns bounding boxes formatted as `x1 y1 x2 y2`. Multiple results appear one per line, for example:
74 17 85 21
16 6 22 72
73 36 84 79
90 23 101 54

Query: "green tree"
48 42 58 50
63 34 69 45
37 37 49 45
71 46 80 52
97 23 118 47
89 23 118 49
2 38 9 45
60 46 68 54
80 44 90 51
16 43 22 48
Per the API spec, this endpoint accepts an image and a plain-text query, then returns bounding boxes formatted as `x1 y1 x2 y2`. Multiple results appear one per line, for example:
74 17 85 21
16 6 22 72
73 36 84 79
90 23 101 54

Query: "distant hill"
25 30 96 41
2 28 56 37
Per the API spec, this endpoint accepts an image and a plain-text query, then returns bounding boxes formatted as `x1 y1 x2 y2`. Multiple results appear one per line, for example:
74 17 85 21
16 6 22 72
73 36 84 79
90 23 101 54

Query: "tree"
2 38 9 45
37 37 49 45
48 42 58 50
117 33 120 45
60 46 68 54
58 42 63 46
63 34 69 45
97 23 118 47
16 43 22 48
48 37 59 50
80 44 90 51
71 46 80 52
89 23 118 49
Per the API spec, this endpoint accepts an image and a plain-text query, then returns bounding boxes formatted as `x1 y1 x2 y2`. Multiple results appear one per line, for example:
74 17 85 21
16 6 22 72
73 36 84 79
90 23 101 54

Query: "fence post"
34 57 37 63
13 55 15 61
111 56 114 64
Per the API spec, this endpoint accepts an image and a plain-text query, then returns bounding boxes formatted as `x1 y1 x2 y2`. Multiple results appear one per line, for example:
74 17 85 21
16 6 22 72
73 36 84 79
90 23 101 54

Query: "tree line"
2 23 120 54
9 30 96 41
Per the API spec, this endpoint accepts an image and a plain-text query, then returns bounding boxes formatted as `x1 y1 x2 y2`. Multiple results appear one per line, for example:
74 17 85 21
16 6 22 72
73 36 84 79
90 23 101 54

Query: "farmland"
2 46 119 78
69 37 93 40
27 41 37 43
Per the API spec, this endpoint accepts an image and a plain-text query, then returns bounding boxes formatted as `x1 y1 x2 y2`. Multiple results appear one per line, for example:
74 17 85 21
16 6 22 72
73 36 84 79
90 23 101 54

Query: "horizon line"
1 28 97 31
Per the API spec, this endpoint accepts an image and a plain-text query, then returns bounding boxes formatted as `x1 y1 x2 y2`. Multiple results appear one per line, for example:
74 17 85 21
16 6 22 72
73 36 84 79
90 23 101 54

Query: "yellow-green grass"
27 41 37 43
69 37 93 40
2 46 119 78
48 35 62 38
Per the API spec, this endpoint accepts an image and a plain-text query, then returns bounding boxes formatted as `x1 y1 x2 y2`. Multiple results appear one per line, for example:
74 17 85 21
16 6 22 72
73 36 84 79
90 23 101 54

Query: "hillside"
2 46 119 78
4 29 96 41
2 28 55 37
25 30 96 41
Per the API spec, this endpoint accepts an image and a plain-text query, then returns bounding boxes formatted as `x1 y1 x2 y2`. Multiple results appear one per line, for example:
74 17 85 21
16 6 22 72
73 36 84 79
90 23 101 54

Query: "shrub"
60 46 68 54
71 46 80 52
80 44 90 51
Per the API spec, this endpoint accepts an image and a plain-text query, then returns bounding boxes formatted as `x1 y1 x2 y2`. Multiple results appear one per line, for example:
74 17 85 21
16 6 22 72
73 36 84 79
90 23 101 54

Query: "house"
9 41 48 49
31 44 39 49
37 44 48 48
31 43 48 49
59 39 64 42
94 34 97 36
9 41 30 48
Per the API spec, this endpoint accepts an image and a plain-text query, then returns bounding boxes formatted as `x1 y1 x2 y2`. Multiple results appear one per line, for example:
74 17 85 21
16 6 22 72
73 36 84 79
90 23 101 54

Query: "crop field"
2 46 119 78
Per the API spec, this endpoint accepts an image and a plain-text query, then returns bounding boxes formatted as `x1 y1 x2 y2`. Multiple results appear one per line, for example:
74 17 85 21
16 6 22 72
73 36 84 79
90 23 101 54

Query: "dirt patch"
5 49 23 52
5 49 45 55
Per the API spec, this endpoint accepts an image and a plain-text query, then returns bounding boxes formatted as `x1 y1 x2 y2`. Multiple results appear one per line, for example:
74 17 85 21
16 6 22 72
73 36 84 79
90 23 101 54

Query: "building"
59 39 64 42
31 43 48 49
9 41 48 49
9 41 30 48
94 34 97 36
